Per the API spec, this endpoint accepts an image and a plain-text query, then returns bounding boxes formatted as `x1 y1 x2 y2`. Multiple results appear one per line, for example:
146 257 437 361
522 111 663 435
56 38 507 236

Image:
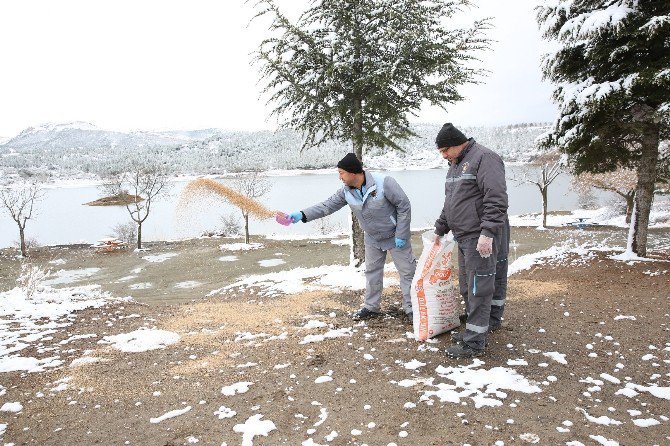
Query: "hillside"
0 122 550 185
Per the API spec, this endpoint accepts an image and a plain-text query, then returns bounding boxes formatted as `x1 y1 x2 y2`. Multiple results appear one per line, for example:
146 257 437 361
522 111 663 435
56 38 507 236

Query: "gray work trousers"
457 219 510 349
364 242 417 314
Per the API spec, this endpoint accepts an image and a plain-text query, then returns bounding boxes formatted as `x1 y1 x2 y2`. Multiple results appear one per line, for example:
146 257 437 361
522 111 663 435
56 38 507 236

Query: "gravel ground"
0 226 668 445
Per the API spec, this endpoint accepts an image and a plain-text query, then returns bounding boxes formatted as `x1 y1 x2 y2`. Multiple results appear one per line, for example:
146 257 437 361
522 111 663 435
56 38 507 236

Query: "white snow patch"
129 282 152 290
100 329 180 352
301 320 328 330
233 414 276 446
403 359 426 370
42 268 101 286
577 407 622 426
543 351 567 364
589 434 619 446
174 281 202 289
222 381 253 396
300 327 353 344
218 255 238 262
220 243 263 251
215 406 237 419
150 405 191 423
421 361 542 408
258 259 286 267
632 418 660 427
507 359 528 366
142 253 178 263
0 402 23 412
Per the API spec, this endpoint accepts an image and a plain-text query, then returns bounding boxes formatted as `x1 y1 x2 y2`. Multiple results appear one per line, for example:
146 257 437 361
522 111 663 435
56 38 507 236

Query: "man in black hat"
434 123 510 358
285 153 417 321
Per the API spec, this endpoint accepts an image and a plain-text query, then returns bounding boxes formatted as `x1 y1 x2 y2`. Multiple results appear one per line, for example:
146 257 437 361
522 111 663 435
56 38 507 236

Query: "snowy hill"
2 122 218 151
0 122 549 183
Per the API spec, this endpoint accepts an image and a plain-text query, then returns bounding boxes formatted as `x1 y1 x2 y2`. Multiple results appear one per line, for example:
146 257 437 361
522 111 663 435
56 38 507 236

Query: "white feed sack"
411 230 461 341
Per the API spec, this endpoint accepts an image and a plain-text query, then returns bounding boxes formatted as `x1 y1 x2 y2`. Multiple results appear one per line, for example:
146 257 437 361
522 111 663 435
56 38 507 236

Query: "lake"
0 165 615 248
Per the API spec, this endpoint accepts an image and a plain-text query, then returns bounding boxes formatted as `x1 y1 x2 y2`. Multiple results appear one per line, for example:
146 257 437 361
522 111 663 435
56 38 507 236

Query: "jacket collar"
453 138 476 165
346 170 377 202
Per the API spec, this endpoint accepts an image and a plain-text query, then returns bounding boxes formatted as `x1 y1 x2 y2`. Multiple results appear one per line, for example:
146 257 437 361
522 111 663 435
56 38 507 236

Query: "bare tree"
0 183 43 257
232 171 272 244
514 162 562 228
103 165 171 249
572 169 637 224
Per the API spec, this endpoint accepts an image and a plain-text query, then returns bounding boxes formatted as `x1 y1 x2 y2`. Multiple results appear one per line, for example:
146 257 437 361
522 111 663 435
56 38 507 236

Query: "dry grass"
507 278 568 301
162 290 350 341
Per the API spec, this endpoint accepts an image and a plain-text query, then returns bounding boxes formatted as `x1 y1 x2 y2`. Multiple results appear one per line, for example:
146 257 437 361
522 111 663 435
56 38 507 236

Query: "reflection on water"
0 166 616 248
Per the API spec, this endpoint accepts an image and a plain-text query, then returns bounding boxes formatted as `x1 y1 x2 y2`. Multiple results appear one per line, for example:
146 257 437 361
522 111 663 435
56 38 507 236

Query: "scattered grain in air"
179 178 277 219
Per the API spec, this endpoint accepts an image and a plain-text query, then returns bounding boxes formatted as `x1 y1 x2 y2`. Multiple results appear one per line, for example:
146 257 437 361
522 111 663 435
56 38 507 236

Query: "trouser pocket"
472 269 495 297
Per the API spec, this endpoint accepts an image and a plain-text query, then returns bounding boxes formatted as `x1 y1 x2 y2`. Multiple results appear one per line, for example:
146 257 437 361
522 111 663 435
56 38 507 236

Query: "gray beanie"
435 123 468 149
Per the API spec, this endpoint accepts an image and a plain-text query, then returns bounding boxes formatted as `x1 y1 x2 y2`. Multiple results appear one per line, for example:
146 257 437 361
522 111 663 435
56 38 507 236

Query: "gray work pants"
457 220 510 349
364 243 417 314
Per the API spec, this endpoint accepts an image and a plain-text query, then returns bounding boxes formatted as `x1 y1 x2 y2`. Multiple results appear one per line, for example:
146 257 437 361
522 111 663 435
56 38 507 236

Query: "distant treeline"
0 123 550 185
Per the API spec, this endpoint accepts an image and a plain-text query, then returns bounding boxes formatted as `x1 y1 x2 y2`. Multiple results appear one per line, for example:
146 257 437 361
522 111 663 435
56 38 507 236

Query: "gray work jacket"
435 140 509 241
302 171 411 249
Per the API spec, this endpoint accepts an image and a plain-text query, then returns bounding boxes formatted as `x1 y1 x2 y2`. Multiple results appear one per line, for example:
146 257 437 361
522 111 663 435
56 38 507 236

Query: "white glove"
476 234 493 258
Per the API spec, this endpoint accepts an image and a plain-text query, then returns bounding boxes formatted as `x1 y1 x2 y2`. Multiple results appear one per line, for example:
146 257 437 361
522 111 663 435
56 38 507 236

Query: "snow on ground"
218 255 238 262
258 258 286 267
414 359 543 409
174 281 202 289
509 202 670 229
0 283 113 372
221 382 253 396
266 233 345 242
129 282 152 290
98 329 180 353
142 253 179 263
42 268 100 286
330 238 350 245
220 243 263 251
208 264 395 298
233 414 276 446
508 243 594 276
506 238 668 277
150 405 192 424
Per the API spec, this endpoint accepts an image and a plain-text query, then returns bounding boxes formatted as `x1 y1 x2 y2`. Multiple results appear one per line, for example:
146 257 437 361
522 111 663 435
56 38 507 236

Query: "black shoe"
452 323 500 345
352 308 382 320
446 343 484 358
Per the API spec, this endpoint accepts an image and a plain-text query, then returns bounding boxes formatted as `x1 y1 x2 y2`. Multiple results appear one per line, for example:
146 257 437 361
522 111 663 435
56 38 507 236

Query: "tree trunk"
19 226 27 257
625 192 635 224
632 124 659 257
351 97 365 267
541 187 548 228
244 213 250 244
137 222 143 250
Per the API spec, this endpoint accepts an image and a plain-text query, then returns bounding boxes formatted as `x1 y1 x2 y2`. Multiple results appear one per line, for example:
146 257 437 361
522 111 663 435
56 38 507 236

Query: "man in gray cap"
434 123 510 358
286 153 417 321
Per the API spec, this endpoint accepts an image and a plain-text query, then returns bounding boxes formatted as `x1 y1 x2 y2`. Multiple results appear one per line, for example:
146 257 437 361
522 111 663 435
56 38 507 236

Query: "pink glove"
476 234 493 258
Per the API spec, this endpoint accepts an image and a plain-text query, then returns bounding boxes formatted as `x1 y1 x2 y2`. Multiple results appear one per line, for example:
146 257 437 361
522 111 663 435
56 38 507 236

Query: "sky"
0 0 556 138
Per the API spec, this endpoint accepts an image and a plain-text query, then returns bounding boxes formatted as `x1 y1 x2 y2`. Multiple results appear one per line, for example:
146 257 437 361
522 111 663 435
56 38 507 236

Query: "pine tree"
536 1 670 256
252 0 490 265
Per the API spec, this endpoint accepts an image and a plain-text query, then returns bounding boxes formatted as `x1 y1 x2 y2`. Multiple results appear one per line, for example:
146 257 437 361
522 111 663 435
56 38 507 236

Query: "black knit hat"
435 123 468 149
337 153 363 174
